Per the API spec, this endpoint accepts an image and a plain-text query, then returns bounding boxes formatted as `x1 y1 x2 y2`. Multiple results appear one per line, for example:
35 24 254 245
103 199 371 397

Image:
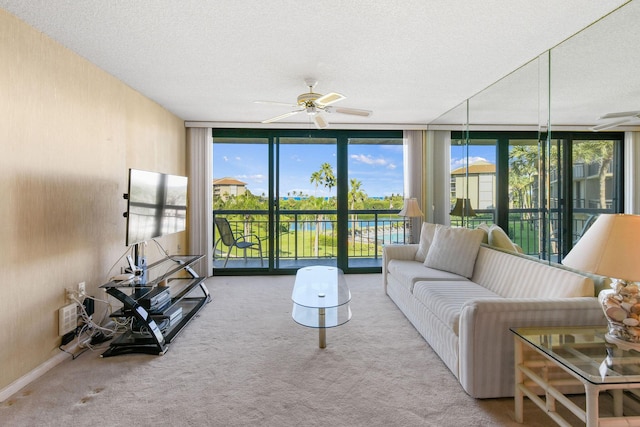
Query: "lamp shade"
450 198 476 217
398 198 423 218
562 214 640 282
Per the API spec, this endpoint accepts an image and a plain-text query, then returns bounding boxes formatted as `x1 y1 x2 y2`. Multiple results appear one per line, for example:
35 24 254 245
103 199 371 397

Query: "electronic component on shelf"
138 287 171 311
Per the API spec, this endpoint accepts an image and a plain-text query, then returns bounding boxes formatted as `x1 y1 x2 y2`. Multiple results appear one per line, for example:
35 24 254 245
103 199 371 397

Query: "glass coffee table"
292 266 351 348
511 326 640 426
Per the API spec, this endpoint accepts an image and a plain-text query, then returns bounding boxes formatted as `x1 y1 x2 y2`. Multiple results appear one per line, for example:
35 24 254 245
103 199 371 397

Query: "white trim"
187 121 640 133
0 346 79 402
427 124 640 132
185 121 429 130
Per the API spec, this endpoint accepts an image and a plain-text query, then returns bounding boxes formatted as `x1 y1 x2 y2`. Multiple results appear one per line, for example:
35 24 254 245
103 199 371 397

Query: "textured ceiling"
1 0 636 128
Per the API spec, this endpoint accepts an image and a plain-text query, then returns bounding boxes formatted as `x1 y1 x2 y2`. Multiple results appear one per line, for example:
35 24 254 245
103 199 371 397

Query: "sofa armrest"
382 244 419 287
458 297 605 398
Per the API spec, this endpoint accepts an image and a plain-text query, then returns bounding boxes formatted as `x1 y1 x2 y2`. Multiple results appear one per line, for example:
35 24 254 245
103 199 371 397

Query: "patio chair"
214 217 264 267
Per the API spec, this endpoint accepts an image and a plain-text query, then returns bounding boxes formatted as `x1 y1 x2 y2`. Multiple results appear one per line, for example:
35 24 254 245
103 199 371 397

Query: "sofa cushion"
488 224 522 253
472 246 595 298
414 222 438 262
424 226 484 278
476 223 490 244
412 280 501 335
387 259 467 293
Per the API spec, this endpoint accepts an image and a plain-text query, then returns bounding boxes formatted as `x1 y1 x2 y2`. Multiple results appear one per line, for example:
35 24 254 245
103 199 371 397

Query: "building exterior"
450 160 496 211
213 177 248 201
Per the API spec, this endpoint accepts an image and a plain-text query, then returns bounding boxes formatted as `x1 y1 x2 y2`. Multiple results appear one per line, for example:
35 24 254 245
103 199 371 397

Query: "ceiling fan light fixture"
258 79 372 128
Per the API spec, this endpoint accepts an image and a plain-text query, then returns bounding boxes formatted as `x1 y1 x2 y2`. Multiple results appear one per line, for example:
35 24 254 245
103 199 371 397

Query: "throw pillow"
476 223 490 244
424 226 484 278
414 222 439 262
488 224 520 253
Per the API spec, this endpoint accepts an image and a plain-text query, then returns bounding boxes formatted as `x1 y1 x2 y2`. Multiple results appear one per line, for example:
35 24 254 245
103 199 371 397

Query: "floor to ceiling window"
347 137 404 269
451 131 623 261
212 129 402 274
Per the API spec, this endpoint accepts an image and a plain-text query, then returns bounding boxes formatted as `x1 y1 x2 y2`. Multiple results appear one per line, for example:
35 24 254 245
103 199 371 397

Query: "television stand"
100 254 210 357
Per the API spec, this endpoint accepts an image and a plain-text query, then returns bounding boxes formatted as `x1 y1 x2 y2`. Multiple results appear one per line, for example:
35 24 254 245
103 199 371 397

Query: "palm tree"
573 141 613 209
308 162 337 257
509 145 539 212
348 178 367 242
320 162 336 197
310 171 322 196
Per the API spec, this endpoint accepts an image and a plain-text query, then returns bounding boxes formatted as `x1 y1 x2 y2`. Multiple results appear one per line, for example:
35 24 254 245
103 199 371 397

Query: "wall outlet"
59 303 77 336
78 281 86 297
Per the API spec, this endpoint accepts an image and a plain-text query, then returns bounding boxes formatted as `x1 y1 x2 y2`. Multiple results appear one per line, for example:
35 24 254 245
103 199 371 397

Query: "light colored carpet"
2 274 575 426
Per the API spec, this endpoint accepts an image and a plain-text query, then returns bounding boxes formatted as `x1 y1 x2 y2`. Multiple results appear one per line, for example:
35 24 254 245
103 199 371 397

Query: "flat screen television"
125 168 188 246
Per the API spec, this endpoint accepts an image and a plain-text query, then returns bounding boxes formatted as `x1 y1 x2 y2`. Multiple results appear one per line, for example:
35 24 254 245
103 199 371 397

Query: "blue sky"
214 142 497 198
213 143 404 198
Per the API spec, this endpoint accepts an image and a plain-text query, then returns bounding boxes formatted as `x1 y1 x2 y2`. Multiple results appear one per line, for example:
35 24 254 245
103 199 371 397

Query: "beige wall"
0 9 187 390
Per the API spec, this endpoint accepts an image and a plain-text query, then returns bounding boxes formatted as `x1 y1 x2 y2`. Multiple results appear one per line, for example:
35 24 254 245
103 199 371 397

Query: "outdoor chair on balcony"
214 217 264 267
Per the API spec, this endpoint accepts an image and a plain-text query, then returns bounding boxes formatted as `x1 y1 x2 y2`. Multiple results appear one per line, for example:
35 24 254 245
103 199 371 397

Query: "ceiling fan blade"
315 92 346 106
254 100 299 108
313 113 329 129
598 110 640 120
261 110 302 124
590 117 633 131
329 106 373 117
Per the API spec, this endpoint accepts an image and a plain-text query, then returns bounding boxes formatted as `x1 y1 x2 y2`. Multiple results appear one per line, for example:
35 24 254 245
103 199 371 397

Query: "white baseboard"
0 344 80 402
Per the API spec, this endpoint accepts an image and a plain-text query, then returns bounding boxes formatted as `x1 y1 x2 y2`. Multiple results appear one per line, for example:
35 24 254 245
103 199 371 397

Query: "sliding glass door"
212 129 403 274
347 137 404 269
452 131 623 261
276 136 337 269
212 136 270 270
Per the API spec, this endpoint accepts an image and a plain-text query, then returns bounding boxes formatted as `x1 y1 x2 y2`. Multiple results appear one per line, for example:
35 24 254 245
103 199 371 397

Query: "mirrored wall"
430 1 639 261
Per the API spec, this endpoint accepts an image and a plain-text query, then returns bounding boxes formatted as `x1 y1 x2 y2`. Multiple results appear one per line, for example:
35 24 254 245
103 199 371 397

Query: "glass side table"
511 325 640 426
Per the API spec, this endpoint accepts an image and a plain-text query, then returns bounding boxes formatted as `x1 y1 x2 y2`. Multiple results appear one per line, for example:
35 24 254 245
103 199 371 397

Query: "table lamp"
450 198 477 217
450 198 476 228
562 214 640 349
398 198 423 244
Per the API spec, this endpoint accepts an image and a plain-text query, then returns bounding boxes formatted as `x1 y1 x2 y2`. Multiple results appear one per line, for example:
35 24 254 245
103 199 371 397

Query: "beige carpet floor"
1 274 593 426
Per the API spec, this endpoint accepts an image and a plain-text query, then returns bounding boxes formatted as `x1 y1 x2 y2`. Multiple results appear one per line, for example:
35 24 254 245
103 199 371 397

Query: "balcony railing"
213 209 405 267
214 208 609 268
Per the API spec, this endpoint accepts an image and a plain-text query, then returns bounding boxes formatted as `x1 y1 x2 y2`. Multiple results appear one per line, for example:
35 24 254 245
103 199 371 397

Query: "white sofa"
382 223 607 398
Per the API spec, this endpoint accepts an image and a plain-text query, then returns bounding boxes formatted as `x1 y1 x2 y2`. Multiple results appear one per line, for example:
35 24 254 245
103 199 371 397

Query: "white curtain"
625 131 640 214
186 127 213 277
403 130 424 242
403 129 452 229
428 130 452 225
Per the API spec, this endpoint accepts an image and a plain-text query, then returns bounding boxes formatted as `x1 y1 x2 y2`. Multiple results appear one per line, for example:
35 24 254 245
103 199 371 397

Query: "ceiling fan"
591 110 640 131
255 78 372 129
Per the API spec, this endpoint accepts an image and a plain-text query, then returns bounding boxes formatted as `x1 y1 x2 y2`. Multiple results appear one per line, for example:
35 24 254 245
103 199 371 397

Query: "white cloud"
223 156 229 162
350 154 388 166
236 174 265 183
